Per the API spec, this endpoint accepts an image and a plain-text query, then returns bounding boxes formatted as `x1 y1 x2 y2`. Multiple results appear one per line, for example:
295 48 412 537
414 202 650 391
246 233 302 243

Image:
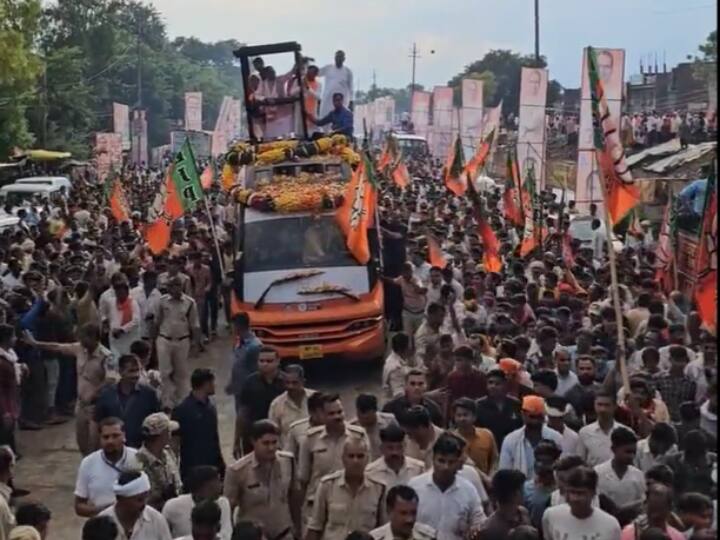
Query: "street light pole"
534 0 540 63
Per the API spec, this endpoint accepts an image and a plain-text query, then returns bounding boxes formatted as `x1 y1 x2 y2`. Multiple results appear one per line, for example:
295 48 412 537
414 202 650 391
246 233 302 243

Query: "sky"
149 0 716 92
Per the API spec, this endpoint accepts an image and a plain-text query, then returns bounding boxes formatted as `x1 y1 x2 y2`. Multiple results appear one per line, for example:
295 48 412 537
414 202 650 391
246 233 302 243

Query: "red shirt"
446 368 487 408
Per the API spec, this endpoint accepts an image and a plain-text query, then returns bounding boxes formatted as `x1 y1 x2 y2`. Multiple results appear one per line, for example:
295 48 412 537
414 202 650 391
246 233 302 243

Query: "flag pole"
598 169 630 396
203 197 226 277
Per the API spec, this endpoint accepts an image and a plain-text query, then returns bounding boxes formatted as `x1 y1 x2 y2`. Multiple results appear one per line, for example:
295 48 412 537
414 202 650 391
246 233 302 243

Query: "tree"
690 30 717 96
448 49 561 116
448 70 497 108
0 0 42 156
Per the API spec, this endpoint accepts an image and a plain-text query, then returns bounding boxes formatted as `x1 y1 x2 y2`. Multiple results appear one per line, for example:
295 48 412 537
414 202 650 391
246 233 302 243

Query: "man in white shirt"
174 499 223 540
99 470 172 540
576 392 631 467
382 334 413 401
409 433 485 540
162 465 232 540
545 397 579 456
634 422 677 473
554 349 578 397
542 465 621 540
594 426 646 517
319 50 353 119
75 417 139 518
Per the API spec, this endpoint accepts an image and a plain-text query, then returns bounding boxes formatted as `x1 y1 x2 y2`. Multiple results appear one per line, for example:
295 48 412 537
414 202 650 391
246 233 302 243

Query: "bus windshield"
243 214 359 273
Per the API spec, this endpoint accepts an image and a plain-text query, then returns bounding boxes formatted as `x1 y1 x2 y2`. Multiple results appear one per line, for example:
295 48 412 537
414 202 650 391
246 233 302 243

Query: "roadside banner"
185 91 203 131
112 103 131 151
460 79 484 157
411 91 431 138
575 47 625 214
432 86 454 158
95 133 123 182
517 67 548 188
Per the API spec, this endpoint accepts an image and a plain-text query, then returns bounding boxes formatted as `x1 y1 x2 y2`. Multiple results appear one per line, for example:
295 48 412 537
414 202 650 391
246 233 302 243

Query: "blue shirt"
94 383 161 448
226 332 262 404
316 106 354 137
679 178 707 215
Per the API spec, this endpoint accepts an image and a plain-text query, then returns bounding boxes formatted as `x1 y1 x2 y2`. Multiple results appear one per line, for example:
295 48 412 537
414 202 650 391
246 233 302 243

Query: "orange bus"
231 158 385 361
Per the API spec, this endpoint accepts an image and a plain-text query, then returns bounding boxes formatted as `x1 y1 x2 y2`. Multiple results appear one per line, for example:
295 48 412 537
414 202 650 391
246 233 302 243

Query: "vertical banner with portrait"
95 133 123 182
112 103 131 151
130 110 148 167
411 91 431 138
461 78 484 156
517 67 548 188
432 86 454 158
575 47 625 213
184 92 203 132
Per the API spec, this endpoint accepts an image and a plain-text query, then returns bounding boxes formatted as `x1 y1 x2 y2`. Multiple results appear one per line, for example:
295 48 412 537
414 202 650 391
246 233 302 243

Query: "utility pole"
410 42 418 93
136 12 143 108
534 0 540 64
42 50 48 147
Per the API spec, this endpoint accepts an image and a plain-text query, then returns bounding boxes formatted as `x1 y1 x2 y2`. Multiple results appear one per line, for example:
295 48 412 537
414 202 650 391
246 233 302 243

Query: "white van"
14 176 72 192
0 184 64 210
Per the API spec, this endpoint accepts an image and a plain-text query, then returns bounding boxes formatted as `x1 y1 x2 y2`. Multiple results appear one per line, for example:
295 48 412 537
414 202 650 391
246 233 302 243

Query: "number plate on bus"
299 345 323 360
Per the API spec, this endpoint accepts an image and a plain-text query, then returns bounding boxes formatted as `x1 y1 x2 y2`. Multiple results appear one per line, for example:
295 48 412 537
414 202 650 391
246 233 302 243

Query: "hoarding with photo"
95 132 123 182
411 91 431 138
112 103 130 151
432 86 454 157
184 92 203 131
461 78 484 152
518 67 548 187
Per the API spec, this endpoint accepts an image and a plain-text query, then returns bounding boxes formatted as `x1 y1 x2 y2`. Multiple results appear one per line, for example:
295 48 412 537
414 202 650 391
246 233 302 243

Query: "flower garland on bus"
234 171 346 213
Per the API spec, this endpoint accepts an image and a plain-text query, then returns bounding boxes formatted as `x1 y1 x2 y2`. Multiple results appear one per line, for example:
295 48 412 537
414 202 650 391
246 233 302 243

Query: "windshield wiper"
298 284 360 302
254 270 325 309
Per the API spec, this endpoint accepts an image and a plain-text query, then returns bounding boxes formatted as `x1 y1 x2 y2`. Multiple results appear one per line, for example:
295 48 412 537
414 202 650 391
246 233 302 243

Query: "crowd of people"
0 122 715 540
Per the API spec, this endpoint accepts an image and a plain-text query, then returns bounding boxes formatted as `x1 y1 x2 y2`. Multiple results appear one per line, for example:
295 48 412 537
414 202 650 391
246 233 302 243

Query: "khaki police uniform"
224 450 297 540
350 412 397 461
269 389 314 446
364 456 425 489
157 271 192 295
298 423 369 528
284 418 311 459
154 293 200 408
307 470 387 540
370 522 437 540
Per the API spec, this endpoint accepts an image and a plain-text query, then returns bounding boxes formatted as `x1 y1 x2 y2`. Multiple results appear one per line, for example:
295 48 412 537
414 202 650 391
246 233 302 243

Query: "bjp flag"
477 218 502 273
444 135 467 197
108 179 130 223
464 130 494 181
391 159 410 189
426 235 447 268
336 155 377 264
200 164 214 190
587 46 639 224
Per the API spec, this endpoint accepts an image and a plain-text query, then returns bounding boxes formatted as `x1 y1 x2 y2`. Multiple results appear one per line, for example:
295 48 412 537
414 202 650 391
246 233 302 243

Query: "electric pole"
409 43 434 114
534 0 540 64
136 12 143 108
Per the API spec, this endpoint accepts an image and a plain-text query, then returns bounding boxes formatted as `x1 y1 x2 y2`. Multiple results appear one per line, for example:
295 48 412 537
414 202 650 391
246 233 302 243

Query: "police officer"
365 424 425 488
283 392 327 459
306 437 387 540
298 394 369 527
224 420 301 540
370 485 437 540
154 276 200 409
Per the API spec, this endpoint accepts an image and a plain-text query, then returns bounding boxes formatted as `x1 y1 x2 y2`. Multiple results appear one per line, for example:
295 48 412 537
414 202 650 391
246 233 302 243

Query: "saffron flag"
377 135 398 173
336 155 377 264
562 232 575 269
654 198 676 293
478 218 502 273
519 161 546 257
145 140 204 254
391 158 410 189
109 179 130 223
444 135 467 196
463 130 494 181
587 46 639 224
427 235 447 268
503 147 524 227
200 164 214 190
694 172 717 335
221 163 236 191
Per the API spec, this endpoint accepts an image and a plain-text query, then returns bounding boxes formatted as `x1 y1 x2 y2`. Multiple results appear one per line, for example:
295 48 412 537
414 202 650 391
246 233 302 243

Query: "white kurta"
108 298 142 359
318 64 353 118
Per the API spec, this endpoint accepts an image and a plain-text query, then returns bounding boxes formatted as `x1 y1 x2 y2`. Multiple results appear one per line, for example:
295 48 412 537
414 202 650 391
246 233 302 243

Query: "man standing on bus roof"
319 50 353 118
309 93 354 139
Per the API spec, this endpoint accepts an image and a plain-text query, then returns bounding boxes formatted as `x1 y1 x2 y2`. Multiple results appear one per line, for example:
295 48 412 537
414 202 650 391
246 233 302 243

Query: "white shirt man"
319 58 353 118
408 472 485 540
594 459 646 508
162 494 233 540
542 503 620 540
74 446 139 510
576 421 631 467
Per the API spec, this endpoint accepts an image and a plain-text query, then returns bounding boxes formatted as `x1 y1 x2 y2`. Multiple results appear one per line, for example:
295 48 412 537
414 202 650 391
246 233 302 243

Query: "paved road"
14 332 382 539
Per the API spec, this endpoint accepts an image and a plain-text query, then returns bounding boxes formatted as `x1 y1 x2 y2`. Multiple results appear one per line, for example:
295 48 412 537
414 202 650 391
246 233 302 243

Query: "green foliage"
0 0 42 156
356 84 425 114
690 30 717 90
1 0 244 158
448 49 558 116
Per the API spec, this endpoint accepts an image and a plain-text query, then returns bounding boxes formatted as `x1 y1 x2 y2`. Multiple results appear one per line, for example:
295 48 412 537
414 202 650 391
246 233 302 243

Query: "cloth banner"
411 91 431 138
130 110 148 167
185 92 203 131
460 79 484 157
517 68 548 188
112 103 130 151
575 47 625 214
432 86 454 158
95 133 122 182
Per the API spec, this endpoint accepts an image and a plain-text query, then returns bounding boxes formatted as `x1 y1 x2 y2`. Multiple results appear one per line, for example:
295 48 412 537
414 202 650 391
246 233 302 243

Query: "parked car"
567 215 624 253
14 176 72 192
